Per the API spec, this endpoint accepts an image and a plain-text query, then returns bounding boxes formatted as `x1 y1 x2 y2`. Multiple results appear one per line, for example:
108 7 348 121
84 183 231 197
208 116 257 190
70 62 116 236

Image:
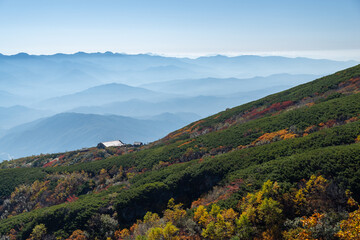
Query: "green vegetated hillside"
1 65 360 239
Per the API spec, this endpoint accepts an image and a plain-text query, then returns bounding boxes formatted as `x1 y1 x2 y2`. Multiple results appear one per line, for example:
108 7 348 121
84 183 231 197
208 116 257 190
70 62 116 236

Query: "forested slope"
0 65 360 239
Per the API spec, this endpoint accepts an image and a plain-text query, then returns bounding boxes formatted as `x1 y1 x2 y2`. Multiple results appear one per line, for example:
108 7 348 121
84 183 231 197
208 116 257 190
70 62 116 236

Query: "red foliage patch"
243 101 294 121
338 76 360 94
42 159 59 168
191 179 244 208
66 195 79 203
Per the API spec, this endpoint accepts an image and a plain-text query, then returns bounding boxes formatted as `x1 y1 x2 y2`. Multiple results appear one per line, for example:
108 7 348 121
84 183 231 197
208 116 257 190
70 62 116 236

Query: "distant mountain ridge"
140 73 320 96
34 83 168 111
0 105 50 129
70 83 309 117
0 112 200 159
0 51 357 106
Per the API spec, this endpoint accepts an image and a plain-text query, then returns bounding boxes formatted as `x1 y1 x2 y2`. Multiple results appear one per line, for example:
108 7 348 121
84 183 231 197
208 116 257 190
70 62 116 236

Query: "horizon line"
1 50 360 62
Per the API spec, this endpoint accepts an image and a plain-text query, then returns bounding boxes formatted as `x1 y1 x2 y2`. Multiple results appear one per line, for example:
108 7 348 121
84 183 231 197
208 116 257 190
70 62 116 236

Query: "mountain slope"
71 96 235 117
70 85 298 118
0 65 360 239
0 90 26 107
0 105 50 129
35 83 166 111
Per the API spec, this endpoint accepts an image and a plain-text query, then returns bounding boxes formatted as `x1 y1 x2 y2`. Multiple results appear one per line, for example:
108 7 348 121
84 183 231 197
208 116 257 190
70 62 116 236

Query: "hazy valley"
0 53 357 159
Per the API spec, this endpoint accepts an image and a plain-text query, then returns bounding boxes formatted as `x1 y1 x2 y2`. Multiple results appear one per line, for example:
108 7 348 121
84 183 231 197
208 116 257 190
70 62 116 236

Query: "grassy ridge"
195 64 360 129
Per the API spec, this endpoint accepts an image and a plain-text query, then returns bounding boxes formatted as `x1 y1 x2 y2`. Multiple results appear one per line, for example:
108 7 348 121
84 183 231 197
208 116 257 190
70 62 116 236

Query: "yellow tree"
337 208 360 239
194 205 210 226
194 204 238 239
66 229 88 240
162 222 180 240
28 224 47 240
237 180 283 239
164 198 186 224
147 227 163 240
283 212 324 240
114 228 130 239
292 175 329 215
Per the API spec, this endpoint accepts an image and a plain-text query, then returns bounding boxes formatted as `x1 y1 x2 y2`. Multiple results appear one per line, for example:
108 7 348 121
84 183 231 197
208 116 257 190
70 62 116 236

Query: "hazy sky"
0 0 359 60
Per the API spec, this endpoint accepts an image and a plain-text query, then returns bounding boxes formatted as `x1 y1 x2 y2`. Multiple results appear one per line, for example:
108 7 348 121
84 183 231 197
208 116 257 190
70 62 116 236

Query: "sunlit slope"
0 65 359 238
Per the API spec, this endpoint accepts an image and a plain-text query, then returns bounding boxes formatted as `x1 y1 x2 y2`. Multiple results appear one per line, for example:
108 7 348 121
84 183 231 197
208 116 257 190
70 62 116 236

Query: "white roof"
101 140 124 147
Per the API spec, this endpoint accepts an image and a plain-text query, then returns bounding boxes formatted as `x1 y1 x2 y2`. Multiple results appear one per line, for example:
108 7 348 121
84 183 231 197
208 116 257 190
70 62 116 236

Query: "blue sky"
0 0 359 60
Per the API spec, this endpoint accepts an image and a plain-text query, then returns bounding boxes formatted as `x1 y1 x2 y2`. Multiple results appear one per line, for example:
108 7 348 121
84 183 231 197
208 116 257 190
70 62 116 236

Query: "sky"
0 0 359 60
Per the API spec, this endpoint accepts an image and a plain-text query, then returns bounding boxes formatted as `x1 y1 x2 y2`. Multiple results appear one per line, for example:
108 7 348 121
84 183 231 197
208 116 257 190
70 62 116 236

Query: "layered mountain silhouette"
0 112 200 159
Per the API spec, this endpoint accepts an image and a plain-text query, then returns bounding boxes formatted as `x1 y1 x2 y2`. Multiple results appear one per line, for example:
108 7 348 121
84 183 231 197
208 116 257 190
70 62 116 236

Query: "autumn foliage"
108 175 358 240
